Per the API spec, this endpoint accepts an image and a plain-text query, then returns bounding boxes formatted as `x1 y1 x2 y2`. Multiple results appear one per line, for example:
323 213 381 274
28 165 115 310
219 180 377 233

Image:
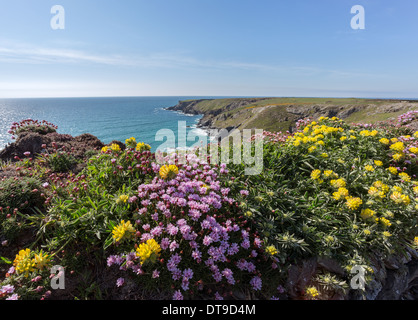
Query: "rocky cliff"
167 98 418 133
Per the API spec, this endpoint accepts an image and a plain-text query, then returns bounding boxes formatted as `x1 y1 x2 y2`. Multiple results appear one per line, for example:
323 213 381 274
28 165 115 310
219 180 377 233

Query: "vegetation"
0 114 417 300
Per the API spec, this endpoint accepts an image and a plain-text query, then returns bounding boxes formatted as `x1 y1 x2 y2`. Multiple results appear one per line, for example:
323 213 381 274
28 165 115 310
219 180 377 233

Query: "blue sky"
0 0 417 98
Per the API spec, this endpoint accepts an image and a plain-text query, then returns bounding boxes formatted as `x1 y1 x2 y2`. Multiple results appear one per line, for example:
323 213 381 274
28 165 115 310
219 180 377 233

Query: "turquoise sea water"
0 96 222 152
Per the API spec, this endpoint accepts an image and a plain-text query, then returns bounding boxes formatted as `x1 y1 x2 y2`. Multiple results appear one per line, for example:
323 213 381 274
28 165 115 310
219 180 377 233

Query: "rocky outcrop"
284 249 418 300
0 131 104 162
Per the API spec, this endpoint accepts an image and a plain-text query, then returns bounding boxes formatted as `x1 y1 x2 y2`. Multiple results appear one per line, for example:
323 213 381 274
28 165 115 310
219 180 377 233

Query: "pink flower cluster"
107 153 265 298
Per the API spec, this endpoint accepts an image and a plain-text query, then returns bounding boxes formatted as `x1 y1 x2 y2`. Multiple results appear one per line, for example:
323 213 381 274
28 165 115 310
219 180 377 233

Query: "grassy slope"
186 97 418 132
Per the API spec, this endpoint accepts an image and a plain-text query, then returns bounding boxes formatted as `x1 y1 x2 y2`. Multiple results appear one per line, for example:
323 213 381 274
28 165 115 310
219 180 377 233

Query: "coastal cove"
0 96 225 152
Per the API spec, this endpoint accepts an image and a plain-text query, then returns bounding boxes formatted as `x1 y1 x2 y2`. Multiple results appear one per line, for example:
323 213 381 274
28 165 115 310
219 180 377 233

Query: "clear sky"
0 0 417 98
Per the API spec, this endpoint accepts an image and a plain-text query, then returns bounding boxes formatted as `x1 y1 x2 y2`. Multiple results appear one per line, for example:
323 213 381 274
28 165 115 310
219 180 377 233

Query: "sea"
0 96 226 153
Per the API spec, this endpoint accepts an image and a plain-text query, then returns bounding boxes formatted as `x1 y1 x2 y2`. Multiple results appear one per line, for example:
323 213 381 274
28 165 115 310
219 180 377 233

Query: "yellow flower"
112 220 136 243
379 138 390 145
409 147 418 154
340 136 347 141
413 131 418 138
333 187 349 200
379 217 392 228
392 153 404 161
390 191 410 205
391 138 398 143
398 172 411 182
316 140 325 146
265 245 278 256
414 237 418 246
324 170 338 178
305 287 319 299
374 160 383 167
125 137 137 149
360 208 375 220
413 186 418 194
13 248 35 277
368 186 379 197
110 143 121 152
364 165 374 172
159 164 179 180
136 239 161 264
390 142 405 152
33 251 51 271
310 169 321 180
387 167 398 175
136 142 151 152
363 229 371 235
383 231 392 238
345 196 363 210
330 178 346 188
117 194 129 204
349 135 357 140
373 181 389 193
308 145 317 153
101 146 109 153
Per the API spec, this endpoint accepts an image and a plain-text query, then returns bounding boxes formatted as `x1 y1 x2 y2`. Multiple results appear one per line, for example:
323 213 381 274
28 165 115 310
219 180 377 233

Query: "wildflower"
310 170 321 180
323 170 335 178
159 164 179 180
117 195 129 204
125 137 137 149
320 153 328 158
379 138 390 145
136 239 161 264
374 160 383 167
330 178 346 188
112 220 136 243
368 186 379 197
360 208 375 220
383 231 392 238
363 229 371 235
379 217 392 228
364 165 374 172
33 251 50 271
6 294 19 300
13 248 35 277
265 245 278 256
332 187 349 200
409 147 418 154
345 196 363 210
414 237 418 246
413 186 418 194
390 142 405 152
136 142 151 152
250 276 262 291
110 143 121 152
392 153 404 161
340 136 347 141
101 146 109 153
308 145 317 153
398 172 411 182
390 191 410 205
387 167 398 175
116 277 125 287
173 290 183 300
305 287 319 299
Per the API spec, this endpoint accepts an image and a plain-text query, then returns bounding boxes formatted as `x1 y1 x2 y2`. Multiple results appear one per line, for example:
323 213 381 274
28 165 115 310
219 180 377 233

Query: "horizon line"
1 95 418 101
